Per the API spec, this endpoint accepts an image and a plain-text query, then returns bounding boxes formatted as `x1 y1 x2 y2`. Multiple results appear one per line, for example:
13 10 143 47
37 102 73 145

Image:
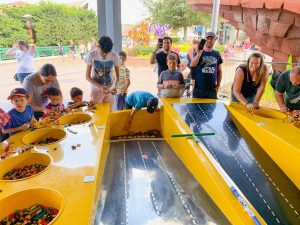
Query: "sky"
0 0 149 25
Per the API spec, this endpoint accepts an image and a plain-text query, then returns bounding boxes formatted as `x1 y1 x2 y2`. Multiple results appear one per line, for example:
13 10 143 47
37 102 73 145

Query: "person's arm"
275 91 289 112
232 68 249 106
121 79 131 96
187 47 193 62
2 122 30 134
85 64 107 91
28 44 36 54
190 49 203 67
5 44 17 57
253 67 269 106
157 73 164 90
126 108 139 131
150 43 160 64
216 63 222 92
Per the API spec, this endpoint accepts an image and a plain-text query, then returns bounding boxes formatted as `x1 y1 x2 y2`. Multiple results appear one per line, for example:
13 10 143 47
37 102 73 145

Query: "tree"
143 0 211 41
0 2 98 47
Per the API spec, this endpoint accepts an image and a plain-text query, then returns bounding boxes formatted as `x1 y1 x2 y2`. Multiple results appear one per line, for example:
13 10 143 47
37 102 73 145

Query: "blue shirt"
125 91 154 109
4 105 34 136
192 50 223 90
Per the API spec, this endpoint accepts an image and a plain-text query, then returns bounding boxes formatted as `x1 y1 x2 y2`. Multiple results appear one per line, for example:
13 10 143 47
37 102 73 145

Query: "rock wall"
188 0 300 72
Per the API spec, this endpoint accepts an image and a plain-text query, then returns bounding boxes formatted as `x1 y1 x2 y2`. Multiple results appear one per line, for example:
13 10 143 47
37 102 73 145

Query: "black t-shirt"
192 50 222 91
237 64 260 98
156 51 180 76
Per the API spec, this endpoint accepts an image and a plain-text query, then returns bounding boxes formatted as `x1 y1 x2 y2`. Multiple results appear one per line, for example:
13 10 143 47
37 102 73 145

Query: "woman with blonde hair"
231 52 269 111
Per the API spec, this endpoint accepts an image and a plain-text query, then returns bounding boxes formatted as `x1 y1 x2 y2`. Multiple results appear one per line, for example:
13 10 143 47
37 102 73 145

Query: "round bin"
0 152 52 182
22 128 67 146
253 109 287 120
294 121 300 129
0 188 64 224
58 112 92 125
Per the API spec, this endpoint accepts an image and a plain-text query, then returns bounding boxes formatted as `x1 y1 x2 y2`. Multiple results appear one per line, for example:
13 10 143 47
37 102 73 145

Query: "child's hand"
172 83 179 89
164 83 171 89
110 88 117 95
20 122 30 131
64 108 71 114
81 101 89 106
101 86 110 94
43 108 51 116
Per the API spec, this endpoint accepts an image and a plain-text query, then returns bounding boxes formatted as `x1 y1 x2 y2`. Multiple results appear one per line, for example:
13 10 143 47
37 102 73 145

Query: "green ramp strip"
171 133 215 138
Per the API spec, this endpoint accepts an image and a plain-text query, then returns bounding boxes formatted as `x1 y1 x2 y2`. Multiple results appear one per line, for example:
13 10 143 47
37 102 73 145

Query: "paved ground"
0 56 159 102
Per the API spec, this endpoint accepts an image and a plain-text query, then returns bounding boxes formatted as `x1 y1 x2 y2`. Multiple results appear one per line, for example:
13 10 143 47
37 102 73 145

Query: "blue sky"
0 0 149 24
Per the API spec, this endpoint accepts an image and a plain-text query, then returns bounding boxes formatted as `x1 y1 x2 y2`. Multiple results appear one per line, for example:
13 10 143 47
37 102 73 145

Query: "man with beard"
190 32 223 99
150 36 180 78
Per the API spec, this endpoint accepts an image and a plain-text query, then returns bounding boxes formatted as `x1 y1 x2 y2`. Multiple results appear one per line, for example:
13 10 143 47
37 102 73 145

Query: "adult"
187 39 198 68
78 41 86 61
150 36 180 77
5 40 36 84
69 39 76 61
85 36 120 109
190 32 223 99
125 91 158 131
23 64 61 120
231 52 269 111
275 66 300 114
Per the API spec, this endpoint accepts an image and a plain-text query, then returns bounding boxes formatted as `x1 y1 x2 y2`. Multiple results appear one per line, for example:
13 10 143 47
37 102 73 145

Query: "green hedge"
0 2 98 48
125 45 156 57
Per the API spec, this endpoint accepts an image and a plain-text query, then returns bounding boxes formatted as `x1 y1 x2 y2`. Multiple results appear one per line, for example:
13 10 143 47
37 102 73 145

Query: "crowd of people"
0 33 299 141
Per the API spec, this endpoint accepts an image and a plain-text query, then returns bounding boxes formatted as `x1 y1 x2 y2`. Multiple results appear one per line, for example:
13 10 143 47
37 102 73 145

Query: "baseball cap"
7 88 29 100
146 97 158 113
205 32 217 39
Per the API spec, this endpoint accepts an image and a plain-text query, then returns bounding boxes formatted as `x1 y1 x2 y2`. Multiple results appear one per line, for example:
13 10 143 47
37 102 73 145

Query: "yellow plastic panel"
0 152 52 182
294 121 300 129
0 188 64 224
226 103 300 189
22 128 67 146
253 109 287 120
110 109 161 137
160 98 266 225
58 112 92 125
0 103 111 225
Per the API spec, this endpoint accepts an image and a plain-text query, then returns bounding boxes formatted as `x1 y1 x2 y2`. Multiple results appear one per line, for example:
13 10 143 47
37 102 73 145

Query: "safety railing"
0 46 70 61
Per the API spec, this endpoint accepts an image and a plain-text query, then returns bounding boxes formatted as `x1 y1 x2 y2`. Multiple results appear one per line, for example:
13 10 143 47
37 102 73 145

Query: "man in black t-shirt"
150 36 180 77
190 32 223 99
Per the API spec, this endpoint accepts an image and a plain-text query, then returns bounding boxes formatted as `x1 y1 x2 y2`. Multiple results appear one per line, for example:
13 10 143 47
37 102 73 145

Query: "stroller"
180 78 192 97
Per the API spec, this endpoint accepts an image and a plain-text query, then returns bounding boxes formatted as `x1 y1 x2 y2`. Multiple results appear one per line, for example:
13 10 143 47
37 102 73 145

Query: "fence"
0 46 70 61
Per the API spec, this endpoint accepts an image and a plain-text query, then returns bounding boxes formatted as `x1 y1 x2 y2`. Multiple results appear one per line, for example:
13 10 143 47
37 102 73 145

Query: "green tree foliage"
143 0 211 41
0 1 98 47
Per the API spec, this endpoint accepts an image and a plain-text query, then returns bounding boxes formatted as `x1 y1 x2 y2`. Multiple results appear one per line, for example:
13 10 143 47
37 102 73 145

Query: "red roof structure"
188 0 300 71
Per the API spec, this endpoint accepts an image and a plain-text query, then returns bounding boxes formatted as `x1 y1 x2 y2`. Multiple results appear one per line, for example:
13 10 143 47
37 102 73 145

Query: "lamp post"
22 14 34 43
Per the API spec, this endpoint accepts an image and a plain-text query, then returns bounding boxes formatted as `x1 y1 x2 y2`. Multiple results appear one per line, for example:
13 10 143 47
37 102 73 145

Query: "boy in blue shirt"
2 88 36 136
125 91 158 131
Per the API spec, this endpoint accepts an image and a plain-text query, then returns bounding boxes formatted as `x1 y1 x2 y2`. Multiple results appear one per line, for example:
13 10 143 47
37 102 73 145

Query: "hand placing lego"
172 83 179 89
110 88 117 95
101 86 110 94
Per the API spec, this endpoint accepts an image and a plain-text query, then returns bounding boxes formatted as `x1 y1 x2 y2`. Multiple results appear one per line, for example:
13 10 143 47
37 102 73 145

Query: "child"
125 91 158 131
115 51 131 110
43 87 65 118
67 87 88 109
157 53 185 98
2 88 36 136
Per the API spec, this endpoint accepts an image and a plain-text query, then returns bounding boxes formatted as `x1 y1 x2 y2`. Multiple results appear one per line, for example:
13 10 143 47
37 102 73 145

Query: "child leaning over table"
2 88 36 136
67 87 89 110
43 87 68 118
